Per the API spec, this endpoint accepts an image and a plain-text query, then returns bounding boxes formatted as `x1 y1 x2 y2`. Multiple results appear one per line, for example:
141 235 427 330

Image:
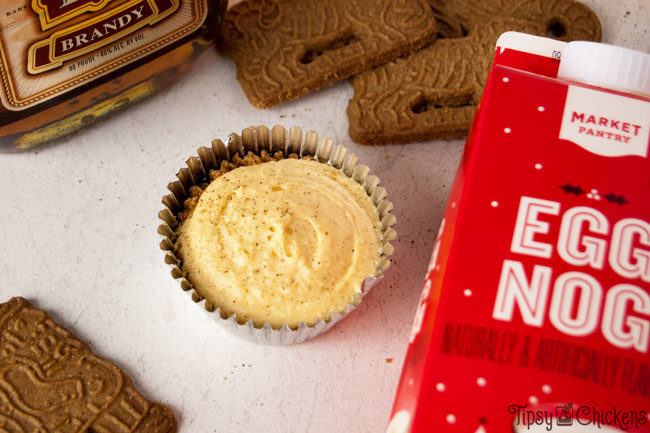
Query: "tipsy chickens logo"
559 86 650 158
509 403 648 431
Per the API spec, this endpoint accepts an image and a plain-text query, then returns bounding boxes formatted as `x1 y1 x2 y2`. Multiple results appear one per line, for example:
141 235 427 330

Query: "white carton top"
495 31 566 58
558 41 650 97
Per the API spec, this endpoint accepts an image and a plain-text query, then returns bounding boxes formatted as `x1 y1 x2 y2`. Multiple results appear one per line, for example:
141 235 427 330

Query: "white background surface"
1 2 648 432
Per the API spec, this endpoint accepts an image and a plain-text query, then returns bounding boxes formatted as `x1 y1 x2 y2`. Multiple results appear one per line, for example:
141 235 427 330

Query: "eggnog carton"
388 33 650 433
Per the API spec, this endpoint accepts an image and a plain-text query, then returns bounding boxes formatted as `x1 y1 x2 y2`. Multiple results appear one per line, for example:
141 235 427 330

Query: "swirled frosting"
176 158 381 328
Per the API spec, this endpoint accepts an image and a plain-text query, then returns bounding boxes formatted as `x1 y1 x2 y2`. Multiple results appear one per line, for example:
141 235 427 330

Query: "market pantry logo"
559 86 650 158
27 0 179 74
570 112 641 144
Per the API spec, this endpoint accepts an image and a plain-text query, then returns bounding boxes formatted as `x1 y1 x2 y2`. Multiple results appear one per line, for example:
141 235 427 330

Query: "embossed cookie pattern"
347 0 602 144
221 0 438 108
0 297 177 433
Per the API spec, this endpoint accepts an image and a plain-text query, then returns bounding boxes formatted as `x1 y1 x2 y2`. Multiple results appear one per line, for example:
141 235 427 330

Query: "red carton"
388 33 650 433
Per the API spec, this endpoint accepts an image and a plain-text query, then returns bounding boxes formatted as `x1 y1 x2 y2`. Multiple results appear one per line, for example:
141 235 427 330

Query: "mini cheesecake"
175 154 382 329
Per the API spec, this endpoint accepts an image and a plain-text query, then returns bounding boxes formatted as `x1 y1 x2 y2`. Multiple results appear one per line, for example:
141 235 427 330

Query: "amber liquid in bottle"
0 0 227 151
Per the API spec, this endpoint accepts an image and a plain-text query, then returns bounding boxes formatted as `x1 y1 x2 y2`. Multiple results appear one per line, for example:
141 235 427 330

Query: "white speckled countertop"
0 2 648 432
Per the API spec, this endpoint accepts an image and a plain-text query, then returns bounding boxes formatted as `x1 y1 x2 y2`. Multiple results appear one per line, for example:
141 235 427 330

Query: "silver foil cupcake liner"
158 125 396 345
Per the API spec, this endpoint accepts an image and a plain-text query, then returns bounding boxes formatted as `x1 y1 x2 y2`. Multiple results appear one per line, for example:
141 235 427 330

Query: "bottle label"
0 0 207 110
